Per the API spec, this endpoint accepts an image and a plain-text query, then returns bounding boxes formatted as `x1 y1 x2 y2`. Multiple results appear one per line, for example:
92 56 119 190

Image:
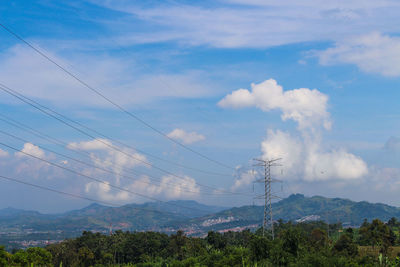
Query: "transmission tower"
253 158 282 239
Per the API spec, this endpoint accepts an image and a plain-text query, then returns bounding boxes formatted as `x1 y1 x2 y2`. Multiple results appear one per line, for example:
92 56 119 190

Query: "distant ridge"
177 194 400 233
1 195 400 241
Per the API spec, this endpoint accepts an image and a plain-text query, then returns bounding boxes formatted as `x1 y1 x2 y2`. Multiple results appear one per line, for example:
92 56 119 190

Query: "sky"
0 0 400 213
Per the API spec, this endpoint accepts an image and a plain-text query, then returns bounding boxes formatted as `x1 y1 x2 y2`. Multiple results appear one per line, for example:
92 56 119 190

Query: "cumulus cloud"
261 130 368 181
218 79 331 130
69 138 201 202
155 175 200 199
11 143 64 179
67 138 148 185
318 32 400 77
231 169 257 191
85 181 131 202
0 148 9 158
220 79 368 182
85 174 200 202
261 130 303 173
15 143 45 159
167 128 205 144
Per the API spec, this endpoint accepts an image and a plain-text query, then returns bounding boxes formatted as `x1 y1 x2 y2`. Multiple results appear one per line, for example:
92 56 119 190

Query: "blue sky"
1 0 400 213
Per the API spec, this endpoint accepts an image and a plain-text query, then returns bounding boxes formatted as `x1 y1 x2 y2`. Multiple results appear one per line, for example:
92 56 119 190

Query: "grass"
358 246 400 258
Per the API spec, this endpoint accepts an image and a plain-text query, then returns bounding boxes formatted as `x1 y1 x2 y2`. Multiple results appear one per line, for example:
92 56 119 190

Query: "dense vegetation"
3 195 400 250
1 218 400 266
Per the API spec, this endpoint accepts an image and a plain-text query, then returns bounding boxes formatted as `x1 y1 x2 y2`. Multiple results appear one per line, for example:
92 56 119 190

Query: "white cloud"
0 148 9 158
220 79 368 182
16 143 45 159
167 128 205 144
92 0 400 48
156 175 200 199
67 138 148 185
11 143 65 179
69 138 201 202
0 45 216 107
305 148 368 181
231 169 257 191
261 130 303 173
261 130 368 181
67 138 113 151
85 181 131 202
218 79 331 130
318 32 400 77
85 174 200 202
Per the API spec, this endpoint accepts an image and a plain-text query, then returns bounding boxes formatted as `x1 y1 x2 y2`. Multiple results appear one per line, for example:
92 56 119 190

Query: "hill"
1 195 400 249
173 194 400 234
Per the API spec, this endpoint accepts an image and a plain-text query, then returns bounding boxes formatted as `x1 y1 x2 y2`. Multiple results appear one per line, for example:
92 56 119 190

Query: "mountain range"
1 194 400 249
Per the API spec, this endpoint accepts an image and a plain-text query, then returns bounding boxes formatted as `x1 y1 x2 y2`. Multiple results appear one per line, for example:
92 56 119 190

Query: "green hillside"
1 194 400 249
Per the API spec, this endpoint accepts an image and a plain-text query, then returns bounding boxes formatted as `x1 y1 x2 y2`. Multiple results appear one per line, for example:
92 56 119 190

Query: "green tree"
310 228 329 249
333 234 358 257
11 249 29 266
78 247 94 267
26 247 52 266
0 246 10 267
169 230 187 260
206 231 227 250
249 235 270 261
358 219 396 254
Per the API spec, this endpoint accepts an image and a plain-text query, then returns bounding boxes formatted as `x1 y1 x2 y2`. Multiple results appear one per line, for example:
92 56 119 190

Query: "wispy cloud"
317 32 400 77
90 0 400 48
0 45 217 107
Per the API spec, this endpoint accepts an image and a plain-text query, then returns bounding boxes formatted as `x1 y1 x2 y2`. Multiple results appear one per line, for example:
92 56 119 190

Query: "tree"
78 247 94 267
169 230 187 260
358 219 396 254
11 250 29 266
310 228 329 249
26 247 52 266
387 217 399 227
249 236 270 261
333 234 358 257
280 227 305 257
206 231 226 250
0 246 10 267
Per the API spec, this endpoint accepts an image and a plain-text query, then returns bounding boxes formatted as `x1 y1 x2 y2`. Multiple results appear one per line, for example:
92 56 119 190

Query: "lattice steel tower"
253 158 282 239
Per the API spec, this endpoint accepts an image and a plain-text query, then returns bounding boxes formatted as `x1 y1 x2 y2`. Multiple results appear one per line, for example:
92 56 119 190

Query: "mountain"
272 194 400 225
0 200 227 233
173 194 400 234
0 207 42 217
1 195 400 249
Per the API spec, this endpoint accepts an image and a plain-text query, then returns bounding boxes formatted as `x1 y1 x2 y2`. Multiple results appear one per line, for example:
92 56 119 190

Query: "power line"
0 22 235 171
0 126 243 196
0 83 247 196
0 129 231 196
0 174 192 218
2 90 231 177
0 114 241 196
0 141 212 214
